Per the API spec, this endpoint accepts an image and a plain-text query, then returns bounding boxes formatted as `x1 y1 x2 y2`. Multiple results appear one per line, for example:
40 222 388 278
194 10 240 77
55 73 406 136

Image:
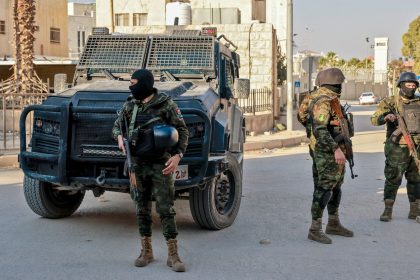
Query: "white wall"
96 0 167 30
374 37 389 83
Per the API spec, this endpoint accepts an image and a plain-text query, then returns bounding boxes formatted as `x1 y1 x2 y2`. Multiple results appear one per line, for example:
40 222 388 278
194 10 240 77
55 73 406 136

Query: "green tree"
319 51 339 68
388 59 405 93
277 46 287 85
347 57 361 68
402 16 420 74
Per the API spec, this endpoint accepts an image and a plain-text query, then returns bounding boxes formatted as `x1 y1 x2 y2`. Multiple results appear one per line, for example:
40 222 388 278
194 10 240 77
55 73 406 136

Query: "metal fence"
238 88 273 115
1 93 49 151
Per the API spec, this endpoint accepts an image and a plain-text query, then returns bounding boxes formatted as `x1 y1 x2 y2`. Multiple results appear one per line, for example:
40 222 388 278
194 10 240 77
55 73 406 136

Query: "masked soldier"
305 68 354 244
112 69 189 272
371 72 420 222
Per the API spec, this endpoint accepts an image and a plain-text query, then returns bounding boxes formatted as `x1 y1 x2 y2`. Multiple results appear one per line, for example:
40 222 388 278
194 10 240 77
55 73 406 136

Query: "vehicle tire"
189 153 242 230
23 176 85 219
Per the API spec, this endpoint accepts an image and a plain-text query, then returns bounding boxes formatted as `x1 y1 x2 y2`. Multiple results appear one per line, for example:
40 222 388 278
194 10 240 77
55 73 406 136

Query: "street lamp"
286 0 294 131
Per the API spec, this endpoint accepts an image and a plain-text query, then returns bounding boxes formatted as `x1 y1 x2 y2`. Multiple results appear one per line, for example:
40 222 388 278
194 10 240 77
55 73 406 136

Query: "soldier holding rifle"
304 68 355 244
371 72 420 222
112 69 189 272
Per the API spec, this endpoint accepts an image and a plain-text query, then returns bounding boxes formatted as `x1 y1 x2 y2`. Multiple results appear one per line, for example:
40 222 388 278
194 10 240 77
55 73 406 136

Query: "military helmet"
314 70 324 86
153 124 179 149
397 72 419 87
317 68 345 85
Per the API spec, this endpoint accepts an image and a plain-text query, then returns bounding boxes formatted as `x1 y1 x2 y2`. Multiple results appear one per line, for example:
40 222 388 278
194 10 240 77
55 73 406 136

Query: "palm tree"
2 0 47 96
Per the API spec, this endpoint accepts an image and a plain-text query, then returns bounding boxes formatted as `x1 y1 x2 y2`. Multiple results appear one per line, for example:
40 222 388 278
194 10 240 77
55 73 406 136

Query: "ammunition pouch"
402 102 420 134
130 126 157 157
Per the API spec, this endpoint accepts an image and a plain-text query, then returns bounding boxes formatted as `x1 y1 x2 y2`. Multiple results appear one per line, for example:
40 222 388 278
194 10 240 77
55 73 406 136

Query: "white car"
359 92 379 105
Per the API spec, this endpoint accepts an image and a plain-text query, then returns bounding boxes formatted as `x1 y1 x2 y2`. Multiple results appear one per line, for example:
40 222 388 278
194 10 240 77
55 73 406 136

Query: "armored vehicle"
19 30 249 230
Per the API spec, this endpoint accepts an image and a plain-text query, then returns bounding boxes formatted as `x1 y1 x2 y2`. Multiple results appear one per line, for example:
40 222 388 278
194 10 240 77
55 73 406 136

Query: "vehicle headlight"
34 118 60 136
42 123 53 134
188 126 196 138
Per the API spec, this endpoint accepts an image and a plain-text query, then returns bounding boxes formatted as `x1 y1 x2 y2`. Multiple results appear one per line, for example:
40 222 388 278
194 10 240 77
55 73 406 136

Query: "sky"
69 0 419 60
294 0 420 60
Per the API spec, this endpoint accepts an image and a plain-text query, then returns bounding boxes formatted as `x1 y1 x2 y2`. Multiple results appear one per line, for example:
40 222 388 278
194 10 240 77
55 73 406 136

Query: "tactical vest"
402 101 420 134
129 103 165 157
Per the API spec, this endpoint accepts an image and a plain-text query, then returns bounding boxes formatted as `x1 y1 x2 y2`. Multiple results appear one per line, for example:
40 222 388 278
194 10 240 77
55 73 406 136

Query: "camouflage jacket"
309 87 344 153
112 92 189 157
371 95 420 144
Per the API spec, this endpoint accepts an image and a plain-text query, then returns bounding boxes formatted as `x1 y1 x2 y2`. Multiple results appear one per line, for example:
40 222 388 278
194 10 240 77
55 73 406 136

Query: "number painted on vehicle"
174 165 188 181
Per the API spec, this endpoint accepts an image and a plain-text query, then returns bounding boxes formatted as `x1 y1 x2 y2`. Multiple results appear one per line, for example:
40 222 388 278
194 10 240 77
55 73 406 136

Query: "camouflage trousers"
310 148 345 220
383 141 420 202
131 160 178 240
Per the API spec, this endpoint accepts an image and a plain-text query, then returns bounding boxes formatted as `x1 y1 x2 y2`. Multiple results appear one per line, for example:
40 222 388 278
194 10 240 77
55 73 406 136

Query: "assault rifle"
330 99 358 179
383 99 420 174
120 112 140 199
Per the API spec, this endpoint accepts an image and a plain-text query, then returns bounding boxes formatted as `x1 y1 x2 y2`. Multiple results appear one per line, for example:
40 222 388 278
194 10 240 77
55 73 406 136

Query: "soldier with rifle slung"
371 72 420 222
112 69 189 272
305 68 355 244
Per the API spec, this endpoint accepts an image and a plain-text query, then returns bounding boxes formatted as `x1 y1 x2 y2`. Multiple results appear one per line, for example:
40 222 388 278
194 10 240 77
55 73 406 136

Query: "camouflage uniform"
371 96 420 204
307 87 346 220
112 93 188 240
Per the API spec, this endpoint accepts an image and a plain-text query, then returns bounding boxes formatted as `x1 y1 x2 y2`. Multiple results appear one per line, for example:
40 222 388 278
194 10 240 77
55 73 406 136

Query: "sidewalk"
244 130 307 151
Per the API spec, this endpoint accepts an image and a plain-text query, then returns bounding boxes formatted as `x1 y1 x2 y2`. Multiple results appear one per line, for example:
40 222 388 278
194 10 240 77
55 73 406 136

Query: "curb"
0 154 19 168
244 135 308 151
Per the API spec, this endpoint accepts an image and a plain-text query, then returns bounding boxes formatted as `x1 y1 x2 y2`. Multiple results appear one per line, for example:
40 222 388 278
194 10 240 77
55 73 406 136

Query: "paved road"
1 131 420 280
347 103 384 133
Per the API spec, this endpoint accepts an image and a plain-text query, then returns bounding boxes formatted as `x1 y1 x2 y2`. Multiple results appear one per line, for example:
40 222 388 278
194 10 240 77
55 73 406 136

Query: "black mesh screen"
146 36 214 70
77 35 148 71
73 112 119 157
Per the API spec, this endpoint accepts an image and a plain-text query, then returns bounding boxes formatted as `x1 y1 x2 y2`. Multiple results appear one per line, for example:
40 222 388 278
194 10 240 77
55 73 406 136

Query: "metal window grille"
50 28 60 43
115 13 129 26
133 13 147 26
0 21 5 34
77 35 148 72
146 36 215 70
238 88 272 115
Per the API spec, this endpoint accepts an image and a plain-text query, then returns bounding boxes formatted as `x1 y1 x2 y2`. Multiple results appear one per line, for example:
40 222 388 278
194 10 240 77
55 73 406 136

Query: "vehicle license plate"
174 165 188 181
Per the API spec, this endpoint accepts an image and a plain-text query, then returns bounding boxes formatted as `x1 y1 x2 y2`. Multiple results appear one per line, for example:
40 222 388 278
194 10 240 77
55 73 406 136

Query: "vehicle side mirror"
233 78 250 99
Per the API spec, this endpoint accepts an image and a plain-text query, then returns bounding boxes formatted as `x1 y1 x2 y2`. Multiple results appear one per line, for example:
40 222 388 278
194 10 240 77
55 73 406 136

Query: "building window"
115 13 129 26
252 0 266 23
50 28 60 43
133 13 147 26
77 30 86 50
0 20 5 34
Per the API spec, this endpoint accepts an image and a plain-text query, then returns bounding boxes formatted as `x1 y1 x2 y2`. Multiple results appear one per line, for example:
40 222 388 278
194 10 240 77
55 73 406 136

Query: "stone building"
0 0 69 59
68 1 96 59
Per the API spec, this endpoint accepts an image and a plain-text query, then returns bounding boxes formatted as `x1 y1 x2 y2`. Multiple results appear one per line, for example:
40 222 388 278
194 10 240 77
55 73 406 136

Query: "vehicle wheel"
189 154 242 230
23 176 85 219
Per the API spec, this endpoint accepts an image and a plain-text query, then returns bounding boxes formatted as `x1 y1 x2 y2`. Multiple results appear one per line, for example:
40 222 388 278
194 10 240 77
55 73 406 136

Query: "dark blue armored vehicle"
19 30 250 229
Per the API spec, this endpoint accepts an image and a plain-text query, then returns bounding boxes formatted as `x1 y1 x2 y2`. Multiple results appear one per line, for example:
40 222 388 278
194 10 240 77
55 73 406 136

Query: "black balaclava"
129 69 154 100
399 82 417 99
322 84 342 95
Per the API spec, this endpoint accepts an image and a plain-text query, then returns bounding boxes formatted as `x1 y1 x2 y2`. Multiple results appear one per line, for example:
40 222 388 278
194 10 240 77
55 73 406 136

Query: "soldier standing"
112 69 189 272
371 72 420 222
305 68 354 244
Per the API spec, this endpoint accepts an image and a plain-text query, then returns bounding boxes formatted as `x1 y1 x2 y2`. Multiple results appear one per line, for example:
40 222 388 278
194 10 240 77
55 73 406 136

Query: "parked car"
358 92 379 105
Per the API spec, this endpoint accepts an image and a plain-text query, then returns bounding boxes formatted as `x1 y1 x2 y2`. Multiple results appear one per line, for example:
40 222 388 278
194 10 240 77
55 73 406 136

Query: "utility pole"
286 0 294 131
